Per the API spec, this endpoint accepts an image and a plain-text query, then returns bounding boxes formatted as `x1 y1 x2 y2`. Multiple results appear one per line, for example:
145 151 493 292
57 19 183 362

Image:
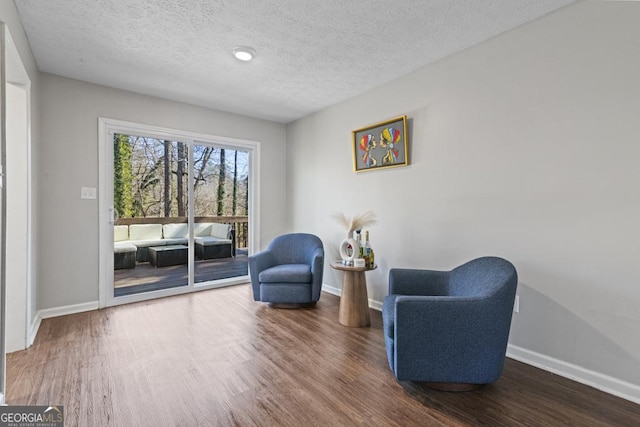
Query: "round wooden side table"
330 261 377 327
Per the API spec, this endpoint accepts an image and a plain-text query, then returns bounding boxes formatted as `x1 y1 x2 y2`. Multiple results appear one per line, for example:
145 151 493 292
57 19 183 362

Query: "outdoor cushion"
194 222 213 237
163 223 188 239
195 236 231 246
128 239 166 248
210 223 231 239
114 242 137 253
114 225 129 242
130 224 163 240
163 238 188 245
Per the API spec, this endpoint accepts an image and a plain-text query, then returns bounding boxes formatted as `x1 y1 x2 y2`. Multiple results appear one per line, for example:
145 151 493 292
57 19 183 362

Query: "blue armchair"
248 233 324 307
382 256 518 390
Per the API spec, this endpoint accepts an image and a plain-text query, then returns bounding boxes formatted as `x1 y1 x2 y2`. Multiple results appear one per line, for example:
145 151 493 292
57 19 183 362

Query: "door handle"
109 208 120 224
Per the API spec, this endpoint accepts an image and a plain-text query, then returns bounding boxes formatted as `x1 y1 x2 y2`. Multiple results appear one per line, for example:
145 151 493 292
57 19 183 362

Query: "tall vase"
339 234 360 265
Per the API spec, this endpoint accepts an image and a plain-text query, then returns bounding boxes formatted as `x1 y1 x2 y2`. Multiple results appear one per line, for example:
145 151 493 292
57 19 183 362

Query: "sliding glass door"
99 119 256 307
193 145 249 284
113 136 190 297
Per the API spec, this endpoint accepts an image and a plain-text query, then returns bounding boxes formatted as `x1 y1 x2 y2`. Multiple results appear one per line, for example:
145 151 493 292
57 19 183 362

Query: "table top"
330 261 377 272
149 245 189 252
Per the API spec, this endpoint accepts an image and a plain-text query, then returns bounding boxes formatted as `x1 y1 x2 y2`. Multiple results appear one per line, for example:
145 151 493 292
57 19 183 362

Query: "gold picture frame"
352 115 408 172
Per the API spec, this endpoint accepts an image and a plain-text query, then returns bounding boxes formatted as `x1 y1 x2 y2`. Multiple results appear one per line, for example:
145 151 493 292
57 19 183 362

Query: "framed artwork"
352 115 408 172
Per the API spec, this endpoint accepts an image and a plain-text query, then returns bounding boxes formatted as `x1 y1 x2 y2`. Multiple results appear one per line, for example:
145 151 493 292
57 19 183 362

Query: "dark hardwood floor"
7 284 639 426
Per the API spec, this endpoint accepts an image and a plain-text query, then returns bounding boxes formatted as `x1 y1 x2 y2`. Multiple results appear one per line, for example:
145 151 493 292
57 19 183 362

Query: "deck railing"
115 216 249 249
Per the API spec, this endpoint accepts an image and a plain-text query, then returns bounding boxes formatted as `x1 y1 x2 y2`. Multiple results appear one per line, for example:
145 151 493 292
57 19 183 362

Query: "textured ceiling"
15 0 574 123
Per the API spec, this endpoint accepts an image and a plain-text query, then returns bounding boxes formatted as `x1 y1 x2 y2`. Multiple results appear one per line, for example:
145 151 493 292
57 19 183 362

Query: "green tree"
244 176 249 216
217 149 226 215
113 133 134 218
163 140 172 217
176 142 186 217
232 150 238 216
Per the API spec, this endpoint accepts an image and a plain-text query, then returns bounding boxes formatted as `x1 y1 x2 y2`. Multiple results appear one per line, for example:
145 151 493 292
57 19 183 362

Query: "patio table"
149 245 188 267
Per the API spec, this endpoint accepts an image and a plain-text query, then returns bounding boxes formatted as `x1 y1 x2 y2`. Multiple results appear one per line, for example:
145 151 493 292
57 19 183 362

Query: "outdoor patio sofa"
114 222 235 269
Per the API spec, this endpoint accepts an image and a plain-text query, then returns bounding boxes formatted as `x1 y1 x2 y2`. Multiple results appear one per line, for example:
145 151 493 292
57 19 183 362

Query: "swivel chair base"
421 382 483 392
267 302 317 309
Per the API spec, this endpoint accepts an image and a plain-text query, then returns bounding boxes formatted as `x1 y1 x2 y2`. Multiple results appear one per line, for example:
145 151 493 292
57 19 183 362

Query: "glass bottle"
356 230 363 258
364 231 372 268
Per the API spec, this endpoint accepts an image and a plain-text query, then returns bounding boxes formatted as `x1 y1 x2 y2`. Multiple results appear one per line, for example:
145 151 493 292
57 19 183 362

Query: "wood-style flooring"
7 284 639 426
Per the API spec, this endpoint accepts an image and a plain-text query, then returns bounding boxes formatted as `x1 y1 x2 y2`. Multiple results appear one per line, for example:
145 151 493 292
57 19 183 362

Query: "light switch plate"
81 187 97 199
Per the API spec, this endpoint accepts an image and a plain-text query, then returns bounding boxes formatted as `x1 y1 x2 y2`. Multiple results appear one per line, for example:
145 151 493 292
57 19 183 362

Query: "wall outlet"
513 295 520 313
80 187 97 199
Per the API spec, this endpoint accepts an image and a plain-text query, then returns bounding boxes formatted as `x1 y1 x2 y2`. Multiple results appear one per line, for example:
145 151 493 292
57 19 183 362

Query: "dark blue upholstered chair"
382 256 518 390
248 233 324 307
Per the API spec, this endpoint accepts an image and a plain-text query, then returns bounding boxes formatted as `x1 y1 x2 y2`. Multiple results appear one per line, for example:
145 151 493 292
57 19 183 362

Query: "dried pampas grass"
332 211 377 235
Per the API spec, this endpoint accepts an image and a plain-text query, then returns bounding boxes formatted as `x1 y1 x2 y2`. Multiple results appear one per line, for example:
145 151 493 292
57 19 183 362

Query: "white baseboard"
28 314 41 347
507 344 640 405
322 283 341 297
28 301 100 346
38 301 99 319
321 284 382 311
369 299 382 311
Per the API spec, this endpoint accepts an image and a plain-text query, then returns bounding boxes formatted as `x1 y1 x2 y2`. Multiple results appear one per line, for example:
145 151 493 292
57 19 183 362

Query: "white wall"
287 1 640 398
38 73 287 309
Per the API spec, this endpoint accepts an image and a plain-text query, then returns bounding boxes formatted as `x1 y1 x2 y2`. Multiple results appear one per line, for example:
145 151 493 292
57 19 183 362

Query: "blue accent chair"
248 233 324 307
382 256 518 390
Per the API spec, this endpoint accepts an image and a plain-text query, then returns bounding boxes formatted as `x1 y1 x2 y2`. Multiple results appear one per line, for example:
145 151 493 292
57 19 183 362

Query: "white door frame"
0 21 7 407
98 118 260 308
0 22 33 403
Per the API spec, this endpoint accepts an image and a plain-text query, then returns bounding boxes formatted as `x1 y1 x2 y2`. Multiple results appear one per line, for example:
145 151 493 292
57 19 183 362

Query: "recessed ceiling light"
233 46 256 62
